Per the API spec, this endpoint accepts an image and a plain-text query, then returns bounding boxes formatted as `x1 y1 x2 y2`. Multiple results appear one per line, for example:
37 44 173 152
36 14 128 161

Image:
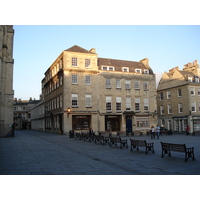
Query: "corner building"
157 60 200 134
43 45 157 134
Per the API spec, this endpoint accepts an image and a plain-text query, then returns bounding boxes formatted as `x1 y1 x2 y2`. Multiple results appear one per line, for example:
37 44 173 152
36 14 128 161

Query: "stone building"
0 25 14 137
13 98 41 129
157 60 200 134
42 45 157 134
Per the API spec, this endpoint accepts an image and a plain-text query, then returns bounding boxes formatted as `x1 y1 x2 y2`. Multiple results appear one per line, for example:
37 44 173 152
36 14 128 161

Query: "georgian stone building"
157 60 200 134
0 25 14 137
42 45 157 134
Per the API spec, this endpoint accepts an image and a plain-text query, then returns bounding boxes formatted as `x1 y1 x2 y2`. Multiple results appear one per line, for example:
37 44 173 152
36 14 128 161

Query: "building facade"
43 45 157 134
157 60 200 134
13 98 41 129
0 25 14 137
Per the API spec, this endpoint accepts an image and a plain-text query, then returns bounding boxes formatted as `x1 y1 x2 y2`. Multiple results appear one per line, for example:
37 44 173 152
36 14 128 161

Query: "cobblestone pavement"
0 130 200 175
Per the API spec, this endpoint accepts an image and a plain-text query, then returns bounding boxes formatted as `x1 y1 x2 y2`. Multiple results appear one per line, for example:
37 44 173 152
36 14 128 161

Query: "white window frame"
106 96 112 112
177 89 182 97
178 103 183 113
102 66 115 71
144 98 149 112
71 94 78 107
135 98 140 112
160 106 164 115
134 81 140 90
168 104 172 114
85 75 91 85
126 97 131 111
144 69 149 74
72 74 78 84
116 79 121 89
167 91 171 99
122 67 129 72
125 80 131 90
72 57 78 67
106 78 111 88
135 69 142 73
191 102 196 112
85 59 91 68
116 97 122 112
190 87 195 96
85 94 92 107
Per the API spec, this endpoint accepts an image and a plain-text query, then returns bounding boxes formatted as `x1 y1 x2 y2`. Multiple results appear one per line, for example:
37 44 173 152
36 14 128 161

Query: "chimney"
90 48 96 54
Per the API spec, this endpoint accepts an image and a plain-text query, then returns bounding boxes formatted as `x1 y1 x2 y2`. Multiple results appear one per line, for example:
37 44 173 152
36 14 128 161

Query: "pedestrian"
186 125 190 135
150 126 155 139
156 125 160 139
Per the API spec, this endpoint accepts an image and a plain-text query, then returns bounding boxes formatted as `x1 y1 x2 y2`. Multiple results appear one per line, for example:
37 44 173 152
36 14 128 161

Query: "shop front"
72 115 91 130
105 115 121 132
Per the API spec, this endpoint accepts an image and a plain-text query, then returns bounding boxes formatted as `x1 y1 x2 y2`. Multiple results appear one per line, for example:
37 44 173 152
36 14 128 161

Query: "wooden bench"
110 137 128 149
160 142 195 162
130 139 154 154
94 134 110 145
74 132 82 140
126 131 134 137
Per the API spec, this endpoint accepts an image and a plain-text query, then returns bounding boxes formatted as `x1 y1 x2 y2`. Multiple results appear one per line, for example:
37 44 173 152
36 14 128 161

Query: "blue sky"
13 25 200 99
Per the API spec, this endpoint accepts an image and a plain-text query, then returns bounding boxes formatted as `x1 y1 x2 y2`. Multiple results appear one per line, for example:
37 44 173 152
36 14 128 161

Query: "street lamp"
67 107 71 118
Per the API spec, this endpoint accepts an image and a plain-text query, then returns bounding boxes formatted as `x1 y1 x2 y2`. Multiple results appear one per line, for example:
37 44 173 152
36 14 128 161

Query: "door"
126 116 132 133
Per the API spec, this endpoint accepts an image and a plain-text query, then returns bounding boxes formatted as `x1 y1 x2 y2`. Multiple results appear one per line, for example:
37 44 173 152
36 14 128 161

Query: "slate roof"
65 45 96 54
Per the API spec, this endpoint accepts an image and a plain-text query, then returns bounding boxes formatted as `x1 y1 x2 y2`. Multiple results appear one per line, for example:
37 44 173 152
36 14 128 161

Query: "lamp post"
67 107 71 118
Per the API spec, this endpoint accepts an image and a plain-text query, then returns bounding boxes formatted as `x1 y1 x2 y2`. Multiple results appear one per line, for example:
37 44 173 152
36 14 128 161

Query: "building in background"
157 60 200 134
0 25 14 137
13 98 41 129
42 45 157 134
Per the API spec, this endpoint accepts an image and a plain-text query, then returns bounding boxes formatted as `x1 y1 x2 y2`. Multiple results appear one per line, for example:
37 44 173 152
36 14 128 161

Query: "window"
60 75 63 86
134 81 140 90
122 67 129 72
198 88 200 96
177 89 182 97
160 106 164 115
106 96 112 112
167 91 171 99
188 75 193 82
116 79 121 89
85 59 91 68
125 80 131 90
198 102 200 112
106 78 111 88
60 95 62 108
57 96 59 109
143 82 148 90
144 98 149 112
102 66 114 71
85 94 92 107
72 74 78 84
191 102 196 112
136 117 149 127
135 98 140 112
160 93 164 101
126 97 131 111
116 97 122 112
190 87 195 95
85 75 91 85
135 69 141 73
168 105 172 114
144 69 149 74
178 103 183 113
72 57 78 67
71 94 78 107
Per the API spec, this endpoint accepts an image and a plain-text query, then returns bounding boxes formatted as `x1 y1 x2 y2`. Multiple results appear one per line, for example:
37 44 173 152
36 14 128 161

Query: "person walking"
186 125 190 135
156 125 160 139
150 126 155 139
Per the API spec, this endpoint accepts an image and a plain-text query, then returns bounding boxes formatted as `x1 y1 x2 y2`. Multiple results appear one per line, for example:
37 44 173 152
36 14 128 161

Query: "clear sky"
13 25 200 100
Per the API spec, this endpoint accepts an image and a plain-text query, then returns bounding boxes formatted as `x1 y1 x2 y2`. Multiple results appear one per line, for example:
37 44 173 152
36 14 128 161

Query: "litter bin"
69 130 74 138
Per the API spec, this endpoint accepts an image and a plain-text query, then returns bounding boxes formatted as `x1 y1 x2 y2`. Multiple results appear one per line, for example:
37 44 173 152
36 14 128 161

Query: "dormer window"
188 75 193 82
195 76 199 83
135 69 142 73
102 66 115 71
144 69 149 74
122 67 129 72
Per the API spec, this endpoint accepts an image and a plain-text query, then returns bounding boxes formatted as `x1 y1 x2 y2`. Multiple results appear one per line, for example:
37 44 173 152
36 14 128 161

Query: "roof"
98 57 153 74
65 45 96 54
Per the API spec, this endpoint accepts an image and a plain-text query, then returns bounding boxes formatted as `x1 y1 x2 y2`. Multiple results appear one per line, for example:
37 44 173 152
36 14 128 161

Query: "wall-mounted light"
67 107 71 118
